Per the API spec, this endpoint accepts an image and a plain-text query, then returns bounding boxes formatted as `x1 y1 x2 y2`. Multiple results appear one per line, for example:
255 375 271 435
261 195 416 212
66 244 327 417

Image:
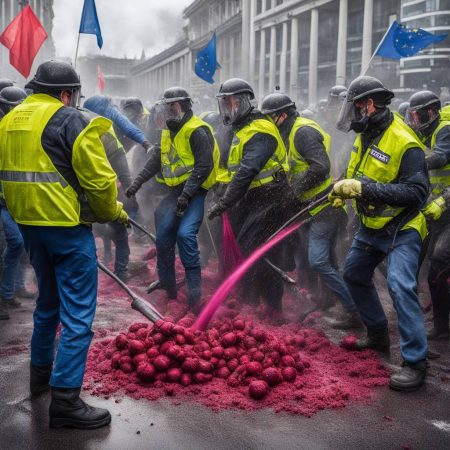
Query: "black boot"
30 363 52 395
389 360 427 392
324 310 364 330
427 327 449 341
0 301 9 320
49 387 111 429
355 328 390 352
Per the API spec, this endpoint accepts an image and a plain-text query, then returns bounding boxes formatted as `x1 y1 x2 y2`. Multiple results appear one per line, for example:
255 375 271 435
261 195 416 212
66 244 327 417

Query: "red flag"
0 5 47 78
97 64 105 93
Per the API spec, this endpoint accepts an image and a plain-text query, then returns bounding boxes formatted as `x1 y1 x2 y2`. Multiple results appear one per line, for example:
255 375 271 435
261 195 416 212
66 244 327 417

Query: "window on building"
436 14 450 26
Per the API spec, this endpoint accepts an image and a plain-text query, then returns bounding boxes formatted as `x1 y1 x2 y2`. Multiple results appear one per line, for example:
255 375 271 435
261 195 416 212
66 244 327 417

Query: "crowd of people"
0 59 449 429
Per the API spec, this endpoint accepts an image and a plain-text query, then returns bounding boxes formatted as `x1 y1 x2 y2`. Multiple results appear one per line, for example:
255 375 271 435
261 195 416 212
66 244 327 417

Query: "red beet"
262 367 282 386
128 340 145 356
152 333 165 344
239 355 251 365
180 373 192 386
246 361 262 376
202 350 212 360
217 359 227 369
198 360 213 374
211 346 224 358
193 372 208 384
155 372 167 382
227 358 239 372
175 334 186 345
173 350 186 362
184 330 195 344
281 355 296 367
160 321 174 336
144 337 154 348
129 322 148 333
182 358 200 373
136 328 148 341
146 347 159 359
251 329 267 342
227 376 240 387
281 367 297 382
269 351 280 363
221 332 237 347
111 353 121 369
243 336 257 349
132 354 148 367
153 355 171 372
216 367 231 379
121 363 133 373
115 334 128 350
167 345 181 359
249 380 269 399
154 319 165 329
127 332 137 341
136 363 156 381
223 347 238 361
233 319 245 330
252 351 265 362
120 355 132 366
172 325 185 335
263 358 274 369
166 368 182 383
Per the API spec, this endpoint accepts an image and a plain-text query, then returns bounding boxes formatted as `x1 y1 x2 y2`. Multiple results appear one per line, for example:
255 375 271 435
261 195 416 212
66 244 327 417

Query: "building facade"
129 0 449 107
0 0 55 81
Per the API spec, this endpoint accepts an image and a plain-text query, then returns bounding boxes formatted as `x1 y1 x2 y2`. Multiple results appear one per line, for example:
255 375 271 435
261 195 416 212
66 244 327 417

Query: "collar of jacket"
361 107 393 150
168 110 193 136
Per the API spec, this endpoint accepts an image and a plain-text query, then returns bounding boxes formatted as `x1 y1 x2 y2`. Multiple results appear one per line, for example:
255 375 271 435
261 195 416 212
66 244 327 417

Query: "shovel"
98 261 163 323
128 217 156 244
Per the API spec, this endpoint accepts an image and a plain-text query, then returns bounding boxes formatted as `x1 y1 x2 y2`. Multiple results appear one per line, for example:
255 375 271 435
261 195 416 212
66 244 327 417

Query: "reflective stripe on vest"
0 94 86 226
227 117 289 189
288 116 332 215
158 115 219 189
346 114 427 239
429 119 450 198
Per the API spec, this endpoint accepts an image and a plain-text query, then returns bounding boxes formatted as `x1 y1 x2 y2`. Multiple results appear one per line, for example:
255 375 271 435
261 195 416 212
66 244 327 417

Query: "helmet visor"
217 94 252 126
405 108 438 132
336 99 359 132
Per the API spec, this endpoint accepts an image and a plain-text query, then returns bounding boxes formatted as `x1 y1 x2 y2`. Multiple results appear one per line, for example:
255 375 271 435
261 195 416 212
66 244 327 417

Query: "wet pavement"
1 267 450 450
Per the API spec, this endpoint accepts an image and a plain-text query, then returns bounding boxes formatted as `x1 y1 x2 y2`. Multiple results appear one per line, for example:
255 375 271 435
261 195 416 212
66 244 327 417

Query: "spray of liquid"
221 212 243 275
193 221 303 331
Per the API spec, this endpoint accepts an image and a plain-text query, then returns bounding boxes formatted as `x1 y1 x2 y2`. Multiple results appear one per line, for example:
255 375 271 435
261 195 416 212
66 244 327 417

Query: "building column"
279 21 288 91
308 8 319 105
258 29 266 99
249 0 256 84
268 25 277 92
229 35 235 81
336 0 348 85
241 0 251 78
289 16 299 97
361 0 373 73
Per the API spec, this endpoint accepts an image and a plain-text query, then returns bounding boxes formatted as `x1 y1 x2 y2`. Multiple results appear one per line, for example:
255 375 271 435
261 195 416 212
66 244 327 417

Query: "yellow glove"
422 196 447 220
328 179 362 208
332 179 362 198
115 203 129 224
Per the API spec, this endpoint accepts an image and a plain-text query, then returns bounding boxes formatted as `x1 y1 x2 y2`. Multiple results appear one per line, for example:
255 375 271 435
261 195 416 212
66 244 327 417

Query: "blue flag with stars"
194 32 219 84
375 20 447 59
79 0 103 49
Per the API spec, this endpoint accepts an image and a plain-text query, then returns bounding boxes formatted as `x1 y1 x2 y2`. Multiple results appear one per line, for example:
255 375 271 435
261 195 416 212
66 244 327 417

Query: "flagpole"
74 33 81 69
360 20 396 76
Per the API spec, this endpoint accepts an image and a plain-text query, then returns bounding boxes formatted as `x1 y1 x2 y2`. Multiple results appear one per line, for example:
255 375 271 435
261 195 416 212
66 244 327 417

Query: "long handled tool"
128 217 156 244
98 261 163 323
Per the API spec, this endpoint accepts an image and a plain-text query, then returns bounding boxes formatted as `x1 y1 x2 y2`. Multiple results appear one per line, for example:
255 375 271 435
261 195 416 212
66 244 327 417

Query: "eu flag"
376 20 447 59
194 32 219 84
79 0 103 49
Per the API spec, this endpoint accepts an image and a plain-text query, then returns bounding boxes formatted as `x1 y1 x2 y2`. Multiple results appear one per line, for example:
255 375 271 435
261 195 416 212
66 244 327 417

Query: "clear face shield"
405 107 438 134
155 100 187 129
68 88 81 108
217 93 253 126
336 98 368 133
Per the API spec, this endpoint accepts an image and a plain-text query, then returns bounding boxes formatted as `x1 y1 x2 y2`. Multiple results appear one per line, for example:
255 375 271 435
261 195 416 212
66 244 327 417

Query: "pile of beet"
85 314 390 416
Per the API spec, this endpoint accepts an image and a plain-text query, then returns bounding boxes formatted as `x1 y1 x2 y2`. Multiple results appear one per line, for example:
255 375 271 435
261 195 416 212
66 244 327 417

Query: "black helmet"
31 60 81 90
0 78 14 93
328 85 347 98
408 90 441 111
121 96 143 111
405 90 441 134
199 111 220 128
216 78 254 99
260 92 295 115
346 76 394 105
161 87 191 104
397 102 410 118
0 86 27 116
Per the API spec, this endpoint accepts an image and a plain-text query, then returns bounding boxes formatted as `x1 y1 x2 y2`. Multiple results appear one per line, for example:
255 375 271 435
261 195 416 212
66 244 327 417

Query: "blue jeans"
19 224 98 388
343 228 427 364
0 206 26 299
155 189 206 306
307 214 357 312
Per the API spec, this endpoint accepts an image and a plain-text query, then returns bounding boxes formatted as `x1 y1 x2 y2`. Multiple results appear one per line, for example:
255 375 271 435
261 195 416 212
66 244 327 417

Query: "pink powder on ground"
84 316 389 417
194 222 303 331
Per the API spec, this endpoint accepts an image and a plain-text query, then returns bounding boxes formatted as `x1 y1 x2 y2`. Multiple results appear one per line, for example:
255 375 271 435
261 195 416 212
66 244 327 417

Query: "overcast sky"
52 0 192 60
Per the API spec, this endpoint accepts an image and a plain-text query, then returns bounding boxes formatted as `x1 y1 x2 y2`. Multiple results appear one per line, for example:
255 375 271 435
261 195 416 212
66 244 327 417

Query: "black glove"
175 193 190 218
142 140 152 152
125 180 142 198
123 195 139 214
207 202 224 220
